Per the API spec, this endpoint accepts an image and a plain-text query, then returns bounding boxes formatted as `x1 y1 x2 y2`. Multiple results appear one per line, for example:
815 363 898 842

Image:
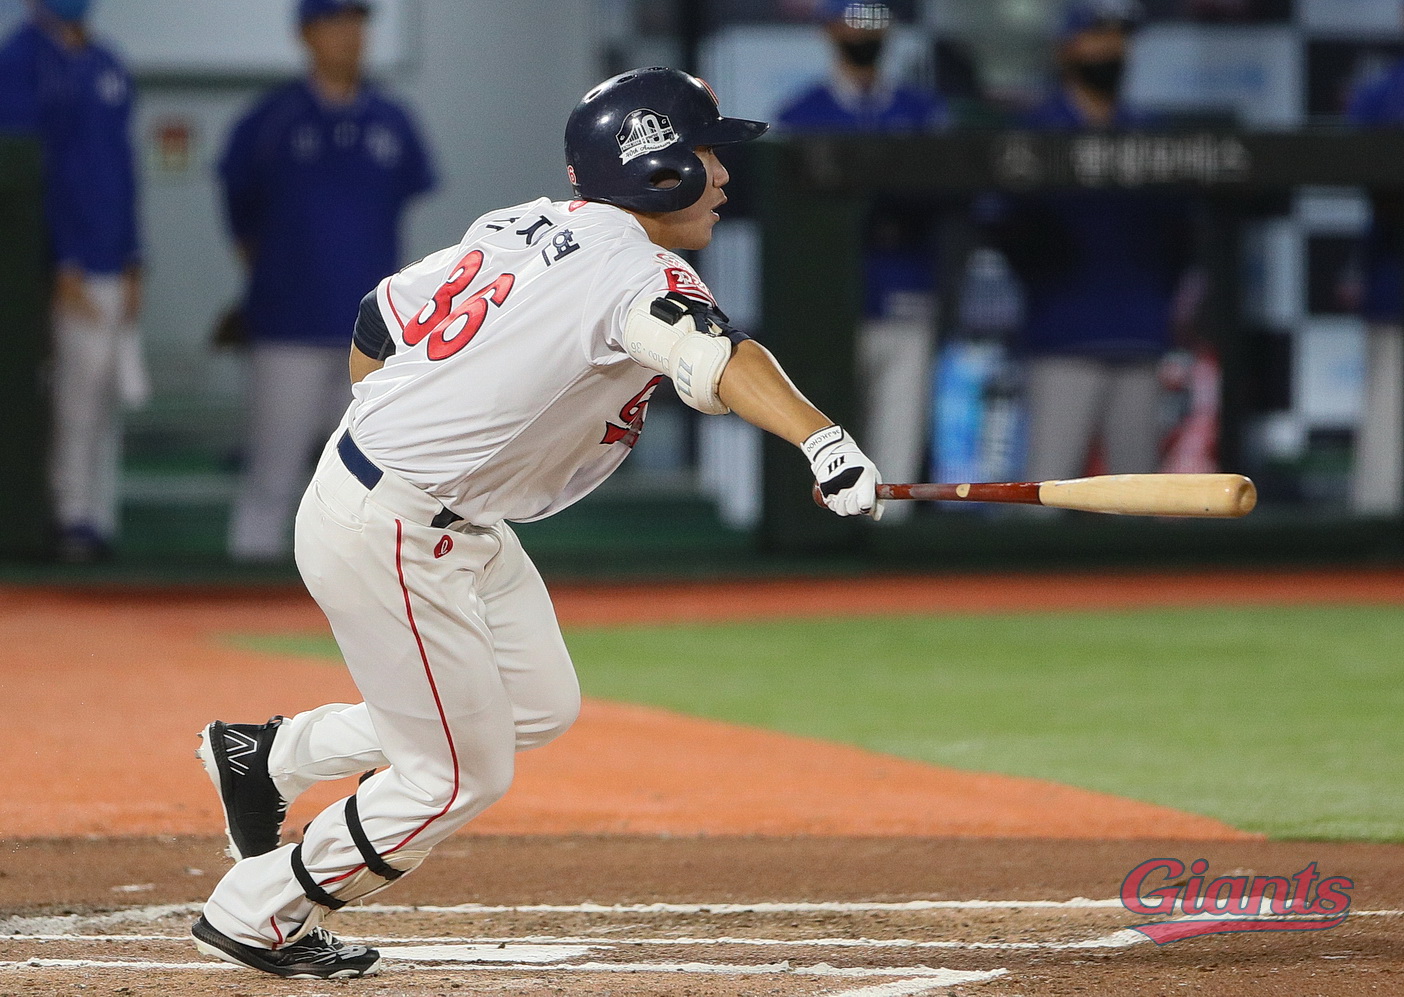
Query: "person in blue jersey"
221 0 434 562
775 0 946 521
979 0 1193 484
0 0 143 563
1345 44 1404 515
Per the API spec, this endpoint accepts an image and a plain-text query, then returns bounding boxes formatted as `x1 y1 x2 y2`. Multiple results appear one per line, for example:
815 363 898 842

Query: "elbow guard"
623 292 738 415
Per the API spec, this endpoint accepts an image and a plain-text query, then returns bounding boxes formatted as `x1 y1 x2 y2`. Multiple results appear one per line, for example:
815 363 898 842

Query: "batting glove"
803 425 884 520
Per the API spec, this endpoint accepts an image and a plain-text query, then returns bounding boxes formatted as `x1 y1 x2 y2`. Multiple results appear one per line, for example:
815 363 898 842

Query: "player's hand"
802 425 884 520
53 266 100 323
121 264 143 324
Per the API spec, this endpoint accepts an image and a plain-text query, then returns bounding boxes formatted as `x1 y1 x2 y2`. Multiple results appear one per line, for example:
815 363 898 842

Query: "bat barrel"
1036 473 1257 518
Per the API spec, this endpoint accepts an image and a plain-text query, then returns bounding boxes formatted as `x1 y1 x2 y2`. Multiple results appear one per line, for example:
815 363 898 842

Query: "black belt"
337 431 464 530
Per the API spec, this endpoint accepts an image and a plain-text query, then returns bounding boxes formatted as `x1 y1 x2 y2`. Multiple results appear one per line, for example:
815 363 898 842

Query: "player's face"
636 147 731 252
301 10 368 79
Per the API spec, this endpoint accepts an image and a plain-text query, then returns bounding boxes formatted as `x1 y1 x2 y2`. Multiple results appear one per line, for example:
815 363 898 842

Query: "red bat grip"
811 481 1043 507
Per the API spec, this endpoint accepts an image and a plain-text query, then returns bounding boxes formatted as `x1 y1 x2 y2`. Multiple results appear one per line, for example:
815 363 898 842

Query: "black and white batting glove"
803 425 884 520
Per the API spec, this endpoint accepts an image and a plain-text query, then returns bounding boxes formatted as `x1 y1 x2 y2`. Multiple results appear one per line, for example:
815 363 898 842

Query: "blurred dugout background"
2 0 1403 576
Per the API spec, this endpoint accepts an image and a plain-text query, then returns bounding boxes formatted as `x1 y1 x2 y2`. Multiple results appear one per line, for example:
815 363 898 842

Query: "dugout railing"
754 131 1404 566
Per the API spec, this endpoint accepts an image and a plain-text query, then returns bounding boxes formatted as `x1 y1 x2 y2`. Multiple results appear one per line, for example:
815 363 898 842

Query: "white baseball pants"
227 342 351 562
49 273 145 538
1024 355 1162 480
1351 323 1403 516
857 315 936 523
203 435 580 947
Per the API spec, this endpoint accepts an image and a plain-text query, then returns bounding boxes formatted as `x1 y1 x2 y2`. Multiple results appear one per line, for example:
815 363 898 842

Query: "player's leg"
858 316 935 523
203 458 520 949
1351 322 1404 515
1101 359 1163 474
49 274 124 556
479 524 580 752
1023 355 1105 481
210 525 577 851
227 343 349 562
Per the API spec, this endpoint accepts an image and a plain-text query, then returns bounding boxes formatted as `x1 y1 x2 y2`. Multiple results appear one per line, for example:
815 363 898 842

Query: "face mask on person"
1068 57 1125 98
838 37 884 69
40 0 94 23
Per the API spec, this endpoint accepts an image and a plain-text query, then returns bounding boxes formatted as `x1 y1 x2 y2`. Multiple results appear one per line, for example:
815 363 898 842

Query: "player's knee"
454 754 516 814
514 684 581 752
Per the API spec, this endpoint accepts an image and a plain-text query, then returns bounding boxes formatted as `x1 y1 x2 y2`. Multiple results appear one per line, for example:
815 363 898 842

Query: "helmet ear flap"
637 150 708 213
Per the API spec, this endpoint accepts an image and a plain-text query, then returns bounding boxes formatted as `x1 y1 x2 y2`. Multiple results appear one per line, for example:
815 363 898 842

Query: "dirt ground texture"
2 569 1402 995
1 836 1400 997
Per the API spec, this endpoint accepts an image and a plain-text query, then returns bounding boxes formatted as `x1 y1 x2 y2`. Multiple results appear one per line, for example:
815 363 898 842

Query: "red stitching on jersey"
269 916 285 948
383 280 407 331
319 519 462 888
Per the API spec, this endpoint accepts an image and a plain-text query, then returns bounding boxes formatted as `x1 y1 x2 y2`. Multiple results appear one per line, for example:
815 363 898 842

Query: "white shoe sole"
195 724 244 862
193 937 381 979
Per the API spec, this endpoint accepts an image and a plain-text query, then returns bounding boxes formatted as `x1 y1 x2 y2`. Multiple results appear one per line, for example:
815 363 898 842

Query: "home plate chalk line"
4 899 1399 995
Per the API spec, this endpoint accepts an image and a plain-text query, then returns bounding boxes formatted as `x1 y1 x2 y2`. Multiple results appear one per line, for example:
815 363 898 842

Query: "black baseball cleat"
192 915 381 979
196 716 289 861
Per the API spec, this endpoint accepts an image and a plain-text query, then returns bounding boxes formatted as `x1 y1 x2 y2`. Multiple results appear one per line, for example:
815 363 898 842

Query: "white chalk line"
2 956 1007 986
0 930 1147 951
351 897 1129 915
0 898 1123 939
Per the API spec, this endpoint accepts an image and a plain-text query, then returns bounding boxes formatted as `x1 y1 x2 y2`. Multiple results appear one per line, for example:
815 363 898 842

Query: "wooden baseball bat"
811 473 1257 518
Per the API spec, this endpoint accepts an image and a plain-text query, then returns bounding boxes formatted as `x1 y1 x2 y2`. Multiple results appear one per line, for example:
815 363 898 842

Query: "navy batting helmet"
565 67 768 214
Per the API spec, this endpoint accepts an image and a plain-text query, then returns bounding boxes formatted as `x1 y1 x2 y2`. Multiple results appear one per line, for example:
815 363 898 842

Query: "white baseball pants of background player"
227 342 353 562
857 315 935 523
203 435 580 947
1351 323 1403 516
1023 355 1162 481
49 273 147 542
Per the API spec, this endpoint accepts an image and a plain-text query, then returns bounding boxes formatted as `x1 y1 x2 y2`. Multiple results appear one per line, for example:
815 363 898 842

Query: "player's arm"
716 340 827 445
350 345 383 384
624 292 882 519
349 287 395 383
719 341 883 520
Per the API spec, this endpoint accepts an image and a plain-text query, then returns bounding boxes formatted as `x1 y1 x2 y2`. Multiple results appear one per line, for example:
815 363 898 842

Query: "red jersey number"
403 250 516 361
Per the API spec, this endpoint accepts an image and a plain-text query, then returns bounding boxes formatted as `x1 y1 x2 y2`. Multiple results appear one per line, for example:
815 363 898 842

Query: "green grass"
228 604 1404 841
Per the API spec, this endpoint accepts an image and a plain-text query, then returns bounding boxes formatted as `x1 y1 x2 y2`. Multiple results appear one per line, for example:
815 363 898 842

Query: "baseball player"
1345 33 1404 515
776 0 947 522
978 0 1193 484
190 67 882 979
221 0 435 563
0 0 143 562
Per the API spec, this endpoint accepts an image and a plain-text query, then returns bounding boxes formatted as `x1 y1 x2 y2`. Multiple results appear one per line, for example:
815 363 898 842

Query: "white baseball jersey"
347 197 718 526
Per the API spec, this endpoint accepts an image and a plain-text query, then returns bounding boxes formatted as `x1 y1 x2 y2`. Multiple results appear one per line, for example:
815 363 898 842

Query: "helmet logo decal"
617 108 677 164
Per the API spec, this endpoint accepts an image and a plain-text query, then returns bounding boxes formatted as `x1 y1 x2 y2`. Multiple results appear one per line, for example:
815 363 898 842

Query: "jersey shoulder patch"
654 251 716 306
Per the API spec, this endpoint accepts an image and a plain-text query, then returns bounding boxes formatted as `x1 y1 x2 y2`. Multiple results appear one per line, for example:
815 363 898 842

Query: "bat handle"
810 482 903 507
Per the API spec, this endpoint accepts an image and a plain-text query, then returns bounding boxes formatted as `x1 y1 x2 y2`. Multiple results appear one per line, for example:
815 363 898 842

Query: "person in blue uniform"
979 0 1192 484
0 0 143 562
1345 51 1404 515
222 0 434 562
775 0 946 521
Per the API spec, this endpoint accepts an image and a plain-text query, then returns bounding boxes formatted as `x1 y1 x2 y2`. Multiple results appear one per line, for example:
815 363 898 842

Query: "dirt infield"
2 836 1401 996
2 569 1402 994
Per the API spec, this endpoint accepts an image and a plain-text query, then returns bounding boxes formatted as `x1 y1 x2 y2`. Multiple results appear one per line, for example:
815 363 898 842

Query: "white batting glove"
803 425 884 520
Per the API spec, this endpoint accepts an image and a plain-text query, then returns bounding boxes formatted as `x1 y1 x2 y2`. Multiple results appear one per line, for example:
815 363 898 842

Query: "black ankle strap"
290 843 347 910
